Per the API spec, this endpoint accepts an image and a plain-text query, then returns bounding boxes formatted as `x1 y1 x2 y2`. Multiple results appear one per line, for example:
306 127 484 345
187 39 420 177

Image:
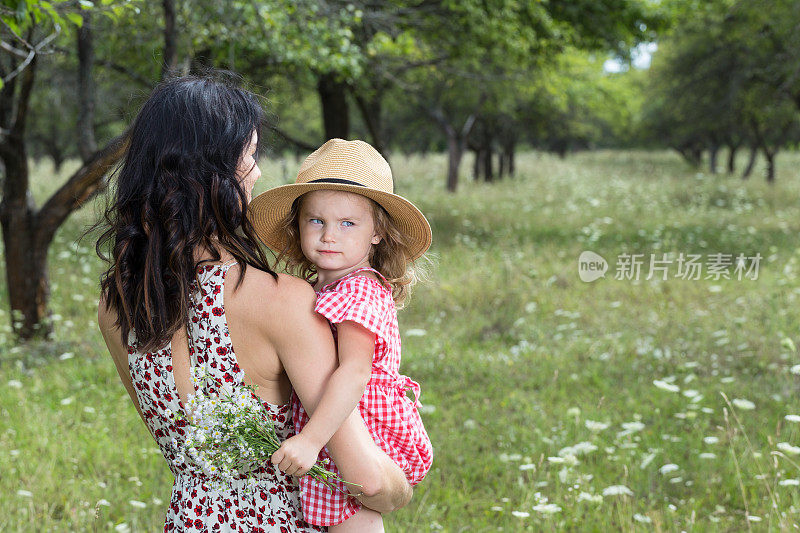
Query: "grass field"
2 149 800 531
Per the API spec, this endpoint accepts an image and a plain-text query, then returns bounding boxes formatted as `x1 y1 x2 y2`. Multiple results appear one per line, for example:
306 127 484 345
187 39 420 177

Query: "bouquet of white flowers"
172 369 356 492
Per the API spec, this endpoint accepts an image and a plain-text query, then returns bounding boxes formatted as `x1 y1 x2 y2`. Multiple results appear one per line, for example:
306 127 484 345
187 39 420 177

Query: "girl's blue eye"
310 218 322 225
341 221 354 227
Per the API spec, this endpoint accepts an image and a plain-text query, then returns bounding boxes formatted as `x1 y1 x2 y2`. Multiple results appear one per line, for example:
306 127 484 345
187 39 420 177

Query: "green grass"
3 149 800 531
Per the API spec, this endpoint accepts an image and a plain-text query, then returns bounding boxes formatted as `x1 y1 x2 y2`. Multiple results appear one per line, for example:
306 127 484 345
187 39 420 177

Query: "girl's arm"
270 320 373 476
266 277 411 512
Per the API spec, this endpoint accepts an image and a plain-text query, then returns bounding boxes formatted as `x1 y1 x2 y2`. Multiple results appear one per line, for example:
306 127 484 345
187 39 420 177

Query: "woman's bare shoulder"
234 268 316 314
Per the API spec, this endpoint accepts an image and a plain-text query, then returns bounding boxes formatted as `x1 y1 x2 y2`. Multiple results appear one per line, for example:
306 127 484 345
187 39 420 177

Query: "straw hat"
248 138 432 260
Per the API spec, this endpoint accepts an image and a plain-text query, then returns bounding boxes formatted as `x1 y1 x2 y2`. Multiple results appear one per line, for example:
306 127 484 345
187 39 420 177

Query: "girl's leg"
329 507 384 533
325 410 412 513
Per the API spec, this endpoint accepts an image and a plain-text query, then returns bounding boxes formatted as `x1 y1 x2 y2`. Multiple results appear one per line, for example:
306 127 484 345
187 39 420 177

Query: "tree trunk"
77 11 97 162
708 144 718 175
507 144 515 177
0 56 49 338
483 144 494 182
353 91 386 157
472 148 481 181
446 134 464 192
317 73 349 140
162 0 178 79
499 150 506 178
742 145 757 179
727 144 739 174
763 147 776 183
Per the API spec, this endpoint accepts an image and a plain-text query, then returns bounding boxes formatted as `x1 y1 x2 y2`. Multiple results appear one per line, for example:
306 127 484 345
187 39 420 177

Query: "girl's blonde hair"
275 192 423 307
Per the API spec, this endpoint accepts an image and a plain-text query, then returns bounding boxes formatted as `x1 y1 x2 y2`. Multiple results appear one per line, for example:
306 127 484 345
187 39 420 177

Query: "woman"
96 74 411 531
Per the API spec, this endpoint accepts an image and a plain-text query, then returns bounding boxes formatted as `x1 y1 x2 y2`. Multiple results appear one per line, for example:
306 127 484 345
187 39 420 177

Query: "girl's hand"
271 433 322 477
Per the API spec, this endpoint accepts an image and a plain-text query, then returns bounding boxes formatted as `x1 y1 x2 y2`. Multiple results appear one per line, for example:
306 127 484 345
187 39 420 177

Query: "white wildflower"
659 463 679 475
129 500 147 509
699 453 717 459
602 485 633 497
7 380 22 389
653 380 680 393
585 420 609 432
519 463 536 471
731 398 755 410
577 492 603 503
785 415 800 423
16 489 32 497
97 499 111 506
533 503 562 514
633 513 652 523
777 442 800 455
779 479 800 486
511 511 530 518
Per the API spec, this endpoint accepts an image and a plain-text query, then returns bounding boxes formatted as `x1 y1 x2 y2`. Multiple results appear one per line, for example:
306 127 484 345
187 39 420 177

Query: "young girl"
249 139 433 531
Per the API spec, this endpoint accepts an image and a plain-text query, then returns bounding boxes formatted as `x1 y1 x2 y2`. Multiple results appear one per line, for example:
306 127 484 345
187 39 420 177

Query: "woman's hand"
271 433 323 477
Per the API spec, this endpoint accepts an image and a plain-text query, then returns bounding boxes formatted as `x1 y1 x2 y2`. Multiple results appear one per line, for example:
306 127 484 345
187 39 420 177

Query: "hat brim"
248 182 432 261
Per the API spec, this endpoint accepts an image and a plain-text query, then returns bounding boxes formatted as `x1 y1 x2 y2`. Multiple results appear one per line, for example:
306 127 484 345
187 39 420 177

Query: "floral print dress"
127 261 326 532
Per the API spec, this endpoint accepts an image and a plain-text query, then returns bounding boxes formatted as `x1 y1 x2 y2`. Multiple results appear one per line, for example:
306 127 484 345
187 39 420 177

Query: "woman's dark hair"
96 73 275 352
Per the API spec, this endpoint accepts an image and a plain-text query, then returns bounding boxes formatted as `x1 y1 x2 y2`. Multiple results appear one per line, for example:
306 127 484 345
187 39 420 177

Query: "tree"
0 0 170 339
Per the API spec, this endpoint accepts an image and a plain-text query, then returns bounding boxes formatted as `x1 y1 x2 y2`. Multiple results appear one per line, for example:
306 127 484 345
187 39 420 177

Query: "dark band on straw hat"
309 177 367 187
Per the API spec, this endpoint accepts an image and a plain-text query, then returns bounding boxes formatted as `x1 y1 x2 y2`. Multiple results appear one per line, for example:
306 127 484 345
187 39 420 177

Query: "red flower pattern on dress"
128 261 326 532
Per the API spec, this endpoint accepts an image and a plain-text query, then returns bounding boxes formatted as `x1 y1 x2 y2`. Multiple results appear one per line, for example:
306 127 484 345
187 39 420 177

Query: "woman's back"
125 260 325 532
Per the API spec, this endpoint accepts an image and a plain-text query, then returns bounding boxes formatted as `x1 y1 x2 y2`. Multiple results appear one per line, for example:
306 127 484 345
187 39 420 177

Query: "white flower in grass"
60 397 74 405
129 500 147 509
633 513 652 523
9 449 19 458
699 453 717 459
577 492 603 503
97 499 111 506
747 515 762 522
779 479 800 486
7 380 22 389
659 464 679 475
16 490 32 497
785 415 800 423
791 364 800 375
559 441 598 457
777 442 800 455
519 463 536 471
511 511 530 518
653 380 679 393
114 524 130 533
585 420 609 432
533 503 561 514
547 456 566 464
731 398 755 410
490 506 503 512
617 421 645 437
602 485 633 497
703 436 719 445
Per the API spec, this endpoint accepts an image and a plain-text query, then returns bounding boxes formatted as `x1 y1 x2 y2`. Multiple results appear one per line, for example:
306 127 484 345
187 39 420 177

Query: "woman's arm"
97 296 147 424
265 276 412 512
271 320 374 476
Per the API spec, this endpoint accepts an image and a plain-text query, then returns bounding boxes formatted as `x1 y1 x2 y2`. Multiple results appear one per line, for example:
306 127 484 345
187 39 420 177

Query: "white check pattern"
291 268 433 526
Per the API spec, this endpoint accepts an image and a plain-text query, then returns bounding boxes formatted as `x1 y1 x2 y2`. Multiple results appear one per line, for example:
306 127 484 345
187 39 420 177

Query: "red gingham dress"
292 267 434 526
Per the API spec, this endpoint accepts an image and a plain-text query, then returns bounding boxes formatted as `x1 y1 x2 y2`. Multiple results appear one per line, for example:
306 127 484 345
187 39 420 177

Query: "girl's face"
298 190 381 281
237 130 260 203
